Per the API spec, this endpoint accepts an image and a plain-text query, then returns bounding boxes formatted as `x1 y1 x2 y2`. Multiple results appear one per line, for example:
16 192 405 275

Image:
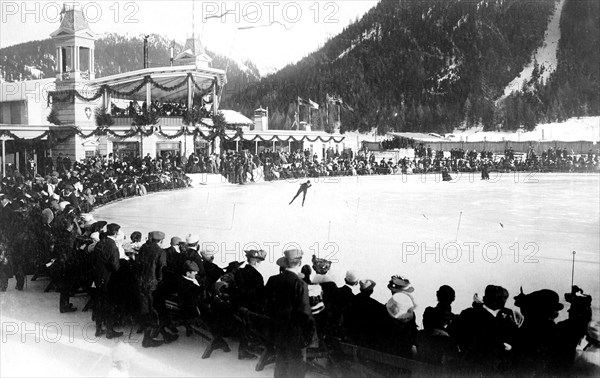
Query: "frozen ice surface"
1 172 598 377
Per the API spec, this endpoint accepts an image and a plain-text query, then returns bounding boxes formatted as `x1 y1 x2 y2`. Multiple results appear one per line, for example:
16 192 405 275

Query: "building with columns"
0 2 345 177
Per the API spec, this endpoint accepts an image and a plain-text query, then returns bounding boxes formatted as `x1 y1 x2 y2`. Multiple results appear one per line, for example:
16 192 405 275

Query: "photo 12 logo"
400 241 540 264
200 1 340 25
1 2 139 24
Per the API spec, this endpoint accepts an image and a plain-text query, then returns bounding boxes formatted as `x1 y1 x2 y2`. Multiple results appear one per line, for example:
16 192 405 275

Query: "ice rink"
1 172 599 377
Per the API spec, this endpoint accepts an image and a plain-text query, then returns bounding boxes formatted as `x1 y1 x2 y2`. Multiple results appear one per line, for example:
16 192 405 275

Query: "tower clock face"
85 107 92 119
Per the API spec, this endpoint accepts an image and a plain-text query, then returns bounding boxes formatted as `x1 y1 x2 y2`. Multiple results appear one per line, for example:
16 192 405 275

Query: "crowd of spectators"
0 152 191 290
0 146 599 376
216 145 600 184
111 100 211 118
0 222 597 376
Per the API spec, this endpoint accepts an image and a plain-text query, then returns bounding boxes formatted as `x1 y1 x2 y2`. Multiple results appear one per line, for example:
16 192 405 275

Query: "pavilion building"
0 3 345 177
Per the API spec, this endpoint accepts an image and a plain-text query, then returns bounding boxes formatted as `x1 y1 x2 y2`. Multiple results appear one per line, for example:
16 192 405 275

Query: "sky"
0 0 379 73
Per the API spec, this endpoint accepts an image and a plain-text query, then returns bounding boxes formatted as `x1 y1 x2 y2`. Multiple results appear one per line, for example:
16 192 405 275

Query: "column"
15 151 19 171
1 139 6 178
255 141 258 155
212 81 218 115
89 48 93 76
187 75 193 110
288 140 291 152
56 48 61 73
146 82 152 109
236 140 239 152
74 46 79 71
272 140 275 151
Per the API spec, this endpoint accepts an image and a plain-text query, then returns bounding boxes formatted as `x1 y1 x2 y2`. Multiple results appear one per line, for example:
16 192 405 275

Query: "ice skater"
289 180 311 206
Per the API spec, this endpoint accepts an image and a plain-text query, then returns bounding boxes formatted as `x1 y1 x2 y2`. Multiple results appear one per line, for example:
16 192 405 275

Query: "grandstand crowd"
217 145 600 184
111 100 211 119
0 147 599 377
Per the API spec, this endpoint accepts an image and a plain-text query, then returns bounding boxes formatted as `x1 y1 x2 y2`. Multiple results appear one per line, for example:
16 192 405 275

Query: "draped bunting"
237 134 346 143
2 127 344 144
49 74 216 104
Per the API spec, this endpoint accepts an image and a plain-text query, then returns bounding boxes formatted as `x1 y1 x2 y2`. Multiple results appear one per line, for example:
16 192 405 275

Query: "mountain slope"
0 33 261 99
234 0 598 133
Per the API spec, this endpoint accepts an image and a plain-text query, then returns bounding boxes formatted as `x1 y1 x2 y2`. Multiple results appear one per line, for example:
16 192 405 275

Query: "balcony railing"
112 116 185 127
57 70 93 81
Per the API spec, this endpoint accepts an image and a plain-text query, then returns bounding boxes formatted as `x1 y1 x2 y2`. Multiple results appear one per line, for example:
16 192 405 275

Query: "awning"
226 130 346 143
387 132 448 143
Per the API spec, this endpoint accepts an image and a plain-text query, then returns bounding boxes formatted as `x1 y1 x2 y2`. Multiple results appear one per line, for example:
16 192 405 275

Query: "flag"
298 96 308 106
341 102 354 112
308 99 319 110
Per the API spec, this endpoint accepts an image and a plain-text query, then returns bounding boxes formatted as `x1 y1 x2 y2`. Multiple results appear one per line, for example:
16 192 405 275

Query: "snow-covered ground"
2 173 598 377
449 116 600 142
498 0 566 101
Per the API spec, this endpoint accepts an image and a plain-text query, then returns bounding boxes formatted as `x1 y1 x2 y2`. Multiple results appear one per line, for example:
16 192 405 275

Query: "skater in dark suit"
289 180 311 206
265 249 314 378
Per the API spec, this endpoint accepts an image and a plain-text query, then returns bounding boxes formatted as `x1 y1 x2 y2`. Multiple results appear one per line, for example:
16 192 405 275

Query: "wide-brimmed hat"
312 255 332 274
514 289 564 313
388 275 415 293
276 249 303 268
245 249 267 261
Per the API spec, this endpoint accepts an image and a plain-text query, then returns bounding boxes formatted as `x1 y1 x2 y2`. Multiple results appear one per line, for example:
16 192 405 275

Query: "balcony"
112 116 186 127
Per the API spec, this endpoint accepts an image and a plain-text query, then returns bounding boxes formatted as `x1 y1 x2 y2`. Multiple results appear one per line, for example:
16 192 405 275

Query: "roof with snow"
219 110 253 126
387 132 449 143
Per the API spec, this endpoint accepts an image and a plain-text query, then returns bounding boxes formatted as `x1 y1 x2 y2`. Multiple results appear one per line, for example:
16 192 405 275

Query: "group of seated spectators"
111 100 211 118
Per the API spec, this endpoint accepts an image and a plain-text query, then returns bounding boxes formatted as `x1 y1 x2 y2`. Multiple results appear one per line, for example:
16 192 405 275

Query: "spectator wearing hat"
201 249 224 287
553 286 594 371
571 320 600 375
184 234 206 284
92 223 123 338
344 279 389 350
162 236 185 293
416 296 458 366
512 288 565 374
265 249 314 378
329 270 359 337
233 249 268 360
174 260 204 321
137 231 174 347
310 256 338 329
451 285 518 373
383 292 418 357
423 285 457 332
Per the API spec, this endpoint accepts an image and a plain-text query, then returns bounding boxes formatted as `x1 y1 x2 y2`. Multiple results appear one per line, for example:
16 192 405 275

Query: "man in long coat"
265 249 314 378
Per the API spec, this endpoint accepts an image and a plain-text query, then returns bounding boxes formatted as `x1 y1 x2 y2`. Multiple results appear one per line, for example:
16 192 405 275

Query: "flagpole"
326 96 329 130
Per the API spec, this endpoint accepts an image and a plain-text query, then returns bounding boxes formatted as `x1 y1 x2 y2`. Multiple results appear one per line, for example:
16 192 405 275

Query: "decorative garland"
49 74 216 104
